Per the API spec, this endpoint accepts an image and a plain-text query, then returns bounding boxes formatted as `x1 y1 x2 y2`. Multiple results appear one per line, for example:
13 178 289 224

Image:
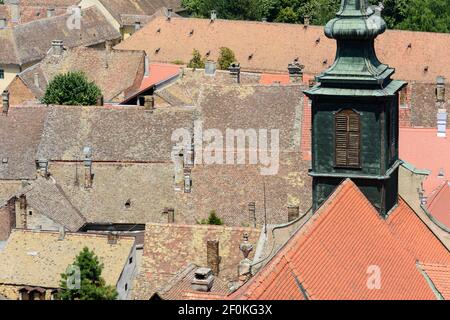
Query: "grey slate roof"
0 6 120 65
16 177 86 231
0 106 47 180
37 105 195 162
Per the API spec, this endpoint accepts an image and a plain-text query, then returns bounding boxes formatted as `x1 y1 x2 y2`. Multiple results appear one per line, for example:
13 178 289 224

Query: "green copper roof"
305 0 402 95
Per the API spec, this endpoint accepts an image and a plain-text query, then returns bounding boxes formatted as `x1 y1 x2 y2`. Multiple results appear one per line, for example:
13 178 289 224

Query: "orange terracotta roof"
230 179 449 300
399 128 450 196
418 263 450 299
259 74 290 85
115 17 450 83
426 181 450 229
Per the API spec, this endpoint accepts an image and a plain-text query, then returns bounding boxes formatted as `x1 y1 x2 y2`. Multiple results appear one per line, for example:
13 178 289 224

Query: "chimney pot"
228 62 241 84
288 62 304 83
207 240 220 275
287 205 300 222
205 60 216 75
51 40 64 56
191 267 214 292
210 10 217 22
2 90 9 115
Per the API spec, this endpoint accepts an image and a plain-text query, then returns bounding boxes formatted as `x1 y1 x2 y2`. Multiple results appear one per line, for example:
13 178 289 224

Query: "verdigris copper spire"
311 0 398 89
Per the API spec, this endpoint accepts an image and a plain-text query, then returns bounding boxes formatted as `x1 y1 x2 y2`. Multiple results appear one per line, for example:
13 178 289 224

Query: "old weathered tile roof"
399 128 450 196
47 162 182 225
15 177 86 231
98 0 182 25
134 223 261 299
36 105 195 162
115 17 450 83
0 106 47 180
0 229 135 288
427 182 450 229
230 180 450 300
119 7 181 27
418 263 450 299
0 6 120 65
17 46 146 102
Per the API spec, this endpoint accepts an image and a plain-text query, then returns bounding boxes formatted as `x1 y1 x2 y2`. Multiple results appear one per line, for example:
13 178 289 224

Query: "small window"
125 284 128 291
335 109 361 168
0 69 4 79
129 257 133 264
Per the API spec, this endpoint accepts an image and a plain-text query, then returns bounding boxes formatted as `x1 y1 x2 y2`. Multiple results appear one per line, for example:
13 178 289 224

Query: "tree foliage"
187 49 206 68
58 247 118 300
182 0 450 33
41 71 102 106
217 47 236 70
200 210 224 225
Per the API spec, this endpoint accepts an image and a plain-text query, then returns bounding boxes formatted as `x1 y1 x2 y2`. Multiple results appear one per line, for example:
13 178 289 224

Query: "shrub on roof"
58 247 118 300
187 49 206 69
41 71 102 106
217 47 236 70
200 210 224 225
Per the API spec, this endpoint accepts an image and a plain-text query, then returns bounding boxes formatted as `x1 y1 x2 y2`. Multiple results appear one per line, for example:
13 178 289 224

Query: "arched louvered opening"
335 109 361 168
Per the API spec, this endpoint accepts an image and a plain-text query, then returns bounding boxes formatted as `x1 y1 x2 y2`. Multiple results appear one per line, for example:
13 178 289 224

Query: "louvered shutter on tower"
335 110 361 168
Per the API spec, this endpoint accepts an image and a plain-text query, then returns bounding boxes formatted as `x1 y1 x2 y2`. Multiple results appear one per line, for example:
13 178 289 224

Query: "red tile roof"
259 74 290 85
230 179 449 300
115 17 450 83
399 128 450 196
418 263 450 299
427 181 450 229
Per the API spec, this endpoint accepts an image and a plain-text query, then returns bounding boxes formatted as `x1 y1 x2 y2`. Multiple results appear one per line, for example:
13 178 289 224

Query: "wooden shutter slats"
335 109 361 168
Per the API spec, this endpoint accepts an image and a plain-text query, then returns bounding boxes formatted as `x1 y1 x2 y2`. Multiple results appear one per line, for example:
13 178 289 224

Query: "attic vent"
407 43 412 48
125 199 131 209
438 168 445 178
323 59 328 65
248 53 254 60
155 48 161 54
156 28 161 33
424 66 429 72
2 157 7 164
205 50 211 57
316 37 321 44
189 29 194 36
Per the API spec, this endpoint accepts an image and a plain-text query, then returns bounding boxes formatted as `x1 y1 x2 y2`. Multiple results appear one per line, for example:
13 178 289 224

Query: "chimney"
207 240 220 275
288 62 305 83
210 10 217 22
9 1 20 23
2 90 9 115
262 17 267 22
184 168 192 193
16 194 27 229
37 159 49 177
248 202 256 227
83 147 93 188
51 40 64 56
173 146 184 191
238 233 253 283
205 60 216 76
134 21 141 32
33 72 40 88
437 109 447 138
304 15 310 27
436 76 446 103
107 231 119 245
144 54 149 77
144 95 155 111
96 95 103 106
191 267 214 292
167 208 175 223
58 226 66 241
0 18 6 29
105 40 113 53
47 8 55 18
166 8 173 20
229 62 241 84
184 142 194 167
287 205 300 222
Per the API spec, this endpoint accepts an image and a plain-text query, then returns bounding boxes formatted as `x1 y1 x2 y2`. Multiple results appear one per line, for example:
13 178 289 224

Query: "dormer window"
334 109 361 168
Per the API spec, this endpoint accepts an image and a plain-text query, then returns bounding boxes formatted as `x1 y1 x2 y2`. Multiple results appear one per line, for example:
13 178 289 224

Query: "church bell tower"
304 0 406 216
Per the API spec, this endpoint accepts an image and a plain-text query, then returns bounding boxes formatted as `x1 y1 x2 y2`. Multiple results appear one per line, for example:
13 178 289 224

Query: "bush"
187 49 205 69
41 71 102 106
217 47 236 70
200 210 224 225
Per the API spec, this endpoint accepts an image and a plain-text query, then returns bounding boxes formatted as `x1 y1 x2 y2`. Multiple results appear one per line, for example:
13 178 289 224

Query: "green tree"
217 47 236 70
200 210 224 225
188 49 206 68
41 71 102 106
58 247 118 300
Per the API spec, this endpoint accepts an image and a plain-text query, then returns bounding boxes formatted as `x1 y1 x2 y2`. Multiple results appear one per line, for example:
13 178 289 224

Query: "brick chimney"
287 205 300 222
207 240 220 275
191 267 214 292
51 40 64 56
229 62 241 84
144 95 155 111
15 194 27 229
436 76 446 103
288 62 305 83
2 90 9 115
